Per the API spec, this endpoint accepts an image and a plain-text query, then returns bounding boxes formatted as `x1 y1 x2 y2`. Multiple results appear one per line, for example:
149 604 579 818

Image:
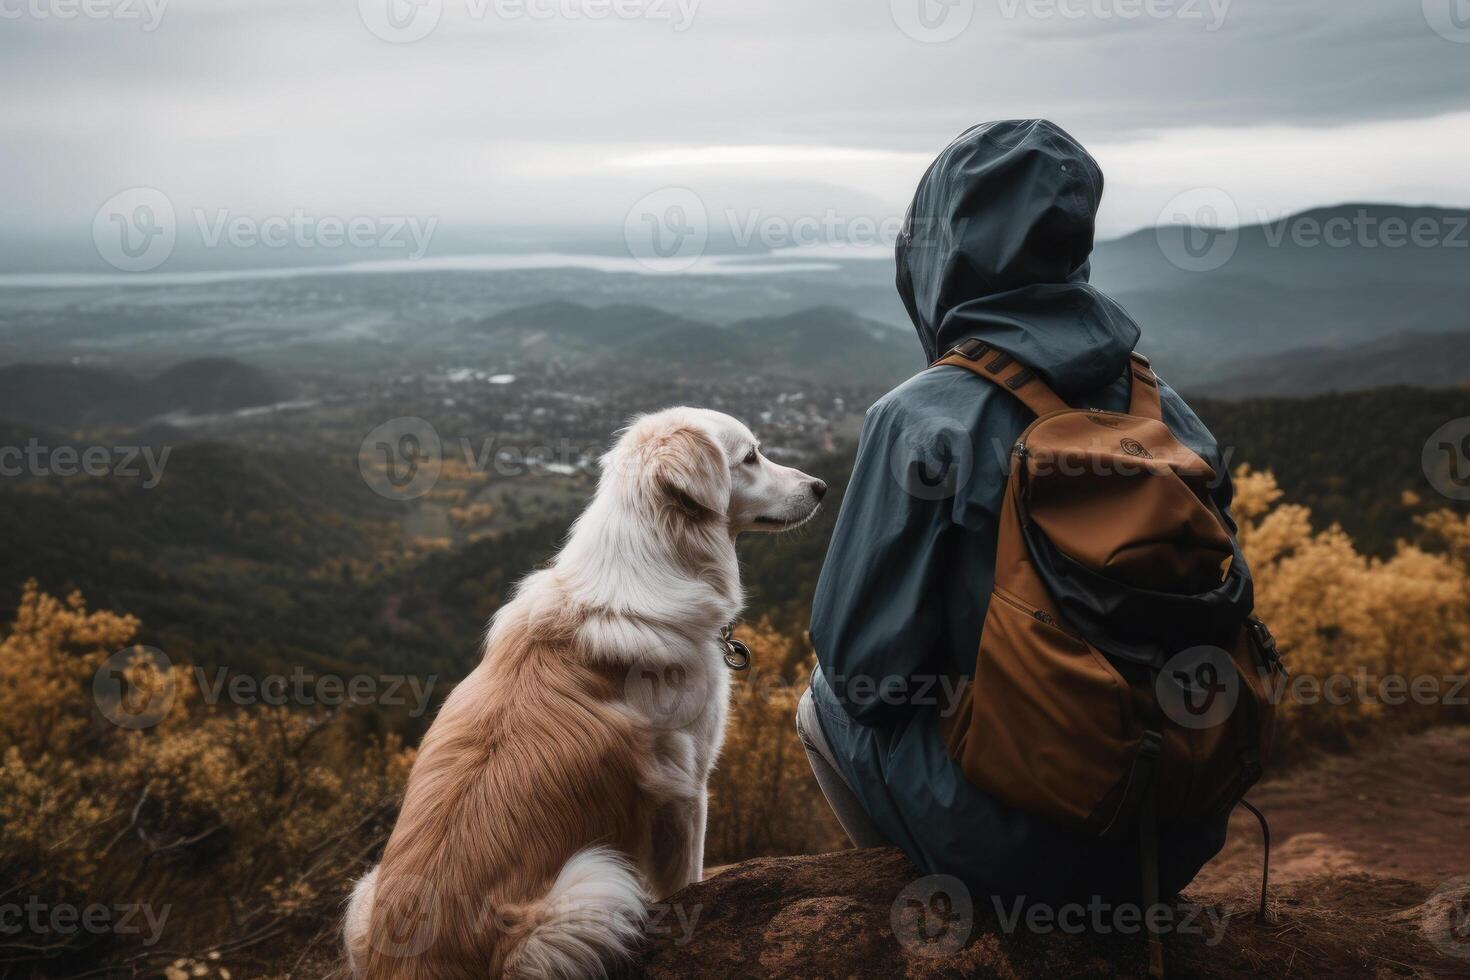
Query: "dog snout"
810 479 827 501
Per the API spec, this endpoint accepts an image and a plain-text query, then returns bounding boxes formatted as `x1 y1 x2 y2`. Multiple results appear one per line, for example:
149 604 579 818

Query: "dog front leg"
690 789 707 883
648 799 698 899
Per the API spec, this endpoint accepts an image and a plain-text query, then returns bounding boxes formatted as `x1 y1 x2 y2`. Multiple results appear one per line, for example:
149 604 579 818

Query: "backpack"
932 339 1287 978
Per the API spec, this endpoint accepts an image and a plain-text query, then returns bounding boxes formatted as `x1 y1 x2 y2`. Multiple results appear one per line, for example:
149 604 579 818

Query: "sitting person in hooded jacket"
795 119 1236 906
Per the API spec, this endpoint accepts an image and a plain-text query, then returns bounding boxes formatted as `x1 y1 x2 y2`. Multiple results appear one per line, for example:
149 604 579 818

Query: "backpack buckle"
947 338 988 360
1249 617 1287 677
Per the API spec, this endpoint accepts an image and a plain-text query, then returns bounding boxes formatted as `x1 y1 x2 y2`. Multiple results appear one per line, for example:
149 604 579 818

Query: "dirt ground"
669 726 1470 978
308 729 1470 978
1194 726 1470 896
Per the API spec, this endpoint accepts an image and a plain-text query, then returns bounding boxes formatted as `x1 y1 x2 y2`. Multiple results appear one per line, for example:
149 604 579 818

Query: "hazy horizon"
5 0 1470 276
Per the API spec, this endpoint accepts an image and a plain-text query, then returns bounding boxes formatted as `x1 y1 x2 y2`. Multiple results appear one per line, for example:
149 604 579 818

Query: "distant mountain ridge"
446 302 921 384
2 202 1466 400
1089 203 1470 388
1189 329 1470 399
0 357 290 430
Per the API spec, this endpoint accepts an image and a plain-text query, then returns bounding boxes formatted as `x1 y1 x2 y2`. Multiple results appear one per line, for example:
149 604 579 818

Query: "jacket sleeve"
808 389 1001 726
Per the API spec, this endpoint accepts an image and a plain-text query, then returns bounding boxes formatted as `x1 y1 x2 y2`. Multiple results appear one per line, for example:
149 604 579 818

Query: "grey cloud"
1 0 1468 246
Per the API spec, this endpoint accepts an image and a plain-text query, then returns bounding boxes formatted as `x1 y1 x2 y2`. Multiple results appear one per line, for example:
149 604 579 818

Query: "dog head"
604 407 826 534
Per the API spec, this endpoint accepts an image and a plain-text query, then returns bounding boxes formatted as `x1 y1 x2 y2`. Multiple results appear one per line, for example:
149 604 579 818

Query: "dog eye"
743 448 758 465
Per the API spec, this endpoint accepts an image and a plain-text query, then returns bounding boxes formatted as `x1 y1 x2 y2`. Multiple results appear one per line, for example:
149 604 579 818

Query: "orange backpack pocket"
945 584 1140 829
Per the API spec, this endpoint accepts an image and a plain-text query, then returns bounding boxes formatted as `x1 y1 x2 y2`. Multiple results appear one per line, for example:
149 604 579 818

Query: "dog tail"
502 846 649 979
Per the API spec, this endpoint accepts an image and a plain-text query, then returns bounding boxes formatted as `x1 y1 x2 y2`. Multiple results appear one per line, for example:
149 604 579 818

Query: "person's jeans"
795 685 890 849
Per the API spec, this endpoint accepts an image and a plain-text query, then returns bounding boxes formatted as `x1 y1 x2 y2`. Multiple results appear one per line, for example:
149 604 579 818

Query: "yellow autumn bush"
0 581 414 978
1234 467 1470 749
705 620 846 865
2 470 1467 975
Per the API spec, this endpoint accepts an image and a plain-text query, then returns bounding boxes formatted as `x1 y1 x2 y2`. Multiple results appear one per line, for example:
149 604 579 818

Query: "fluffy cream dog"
344 407 825 979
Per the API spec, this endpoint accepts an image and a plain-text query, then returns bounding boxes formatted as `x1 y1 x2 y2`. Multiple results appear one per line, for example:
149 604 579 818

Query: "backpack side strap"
1128 351 1163 422
933 339 1070 418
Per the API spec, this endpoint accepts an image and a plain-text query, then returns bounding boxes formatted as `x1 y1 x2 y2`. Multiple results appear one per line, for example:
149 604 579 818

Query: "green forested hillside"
2 386 1464 685
1193 386 1470 552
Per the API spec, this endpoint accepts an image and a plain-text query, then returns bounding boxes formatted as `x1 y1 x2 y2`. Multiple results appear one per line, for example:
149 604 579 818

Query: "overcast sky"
4 0 1470 259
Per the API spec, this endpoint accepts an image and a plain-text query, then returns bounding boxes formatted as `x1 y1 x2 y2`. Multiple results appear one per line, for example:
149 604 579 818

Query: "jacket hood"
896 119 1140 396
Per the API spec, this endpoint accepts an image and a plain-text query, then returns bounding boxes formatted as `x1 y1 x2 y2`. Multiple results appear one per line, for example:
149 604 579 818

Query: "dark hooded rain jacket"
807 120 1234 905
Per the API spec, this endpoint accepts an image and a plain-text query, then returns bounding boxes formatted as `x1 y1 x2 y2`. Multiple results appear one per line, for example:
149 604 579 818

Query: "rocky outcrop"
630 847 1468 978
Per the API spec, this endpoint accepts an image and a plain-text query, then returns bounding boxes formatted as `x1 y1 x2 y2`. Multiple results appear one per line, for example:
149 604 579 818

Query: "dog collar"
719 622 751 671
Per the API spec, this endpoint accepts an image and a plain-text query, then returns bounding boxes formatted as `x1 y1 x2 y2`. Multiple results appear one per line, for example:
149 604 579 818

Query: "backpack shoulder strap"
932 339 1070 418
1128 352 1163 421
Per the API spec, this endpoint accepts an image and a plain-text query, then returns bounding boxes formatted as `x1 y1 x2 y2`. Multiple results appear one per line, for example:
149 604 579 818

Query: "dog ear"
648 423 730 521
